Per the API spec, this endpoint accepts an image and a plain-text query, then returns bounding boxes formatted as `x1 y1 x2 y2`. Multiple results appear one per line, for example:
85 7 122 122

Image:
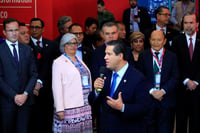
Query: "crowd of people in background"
0 0 199 133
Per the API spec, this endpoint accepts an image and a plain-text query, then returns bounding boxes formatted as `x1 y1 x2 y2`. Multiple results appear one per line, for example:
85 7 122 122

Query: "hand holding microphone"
95 66 107 92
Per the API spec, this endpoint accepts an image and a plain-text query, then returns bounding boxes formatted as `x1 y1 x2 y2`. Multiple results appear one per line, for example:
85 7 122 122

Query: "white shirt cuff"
183 78 189 85
121 104 125 112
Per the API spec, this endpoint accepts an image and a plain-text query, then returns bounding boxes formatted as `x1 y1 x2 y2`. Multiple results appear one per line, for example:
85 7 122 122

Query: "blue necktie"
110 73 118 97
11 44 19 64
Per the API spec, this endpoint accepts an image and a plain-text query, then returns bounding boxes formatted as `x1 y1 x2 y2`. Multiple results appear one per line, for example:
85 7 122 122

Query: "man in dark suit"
0 18 37 133
144 6 180 50
69 23 93 70
29 18 56 133
91 22 119 80
172 12 200 133
89 40 150 133
137 30 179 133
123 0 152 39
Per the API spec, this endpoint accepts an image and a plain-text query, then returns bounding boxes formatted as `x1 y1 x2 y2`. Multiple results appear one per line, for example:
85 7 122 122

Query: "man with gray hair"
54 16 72 46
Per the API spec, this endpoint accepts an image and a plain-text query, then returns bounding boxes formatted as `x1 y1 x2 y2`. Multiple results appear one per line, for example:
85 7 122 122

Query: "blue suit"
89 65 150 133
137 49 179 133
0 42 37 133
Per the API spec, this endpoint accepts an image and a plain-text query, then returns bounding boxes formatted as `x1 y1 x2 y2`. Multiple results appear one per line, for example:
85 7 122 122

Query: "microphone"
97 66 107 92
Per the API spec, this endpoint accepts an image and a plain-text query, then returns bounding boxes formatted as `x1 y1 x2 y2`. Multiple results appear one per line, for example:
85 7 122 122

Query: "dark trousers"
146 102 175 133
176 91 200 133
29 92 54 133
0 106 31 133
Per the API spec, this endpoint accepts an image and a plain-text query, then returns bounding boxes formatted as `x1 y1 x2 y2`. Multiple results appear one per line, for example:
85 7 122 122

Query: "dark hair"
30 18 45 27
19 22 26 26
182 12 199 23
3 18 19 30
57 16 72 33
69 23 82 32
84 17 98 29
107 40 127 60
181 12 199 31
101 21 117 32
154 6 169 19
97 0 104 6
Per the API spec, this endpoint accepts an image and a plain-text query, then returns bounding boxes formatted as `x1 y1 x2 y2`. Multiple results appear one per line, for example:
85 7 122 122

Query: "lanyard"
63 53 85 73
151 48 165 72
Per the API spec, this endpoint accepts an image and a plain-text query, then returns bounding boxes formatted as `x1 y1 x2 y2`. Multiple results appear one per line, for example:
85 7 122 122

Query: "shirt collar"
156 24 166 31
5 39 18 46
113 62 129 79
185 32 196 42
31 36 43 45
151 47 164 57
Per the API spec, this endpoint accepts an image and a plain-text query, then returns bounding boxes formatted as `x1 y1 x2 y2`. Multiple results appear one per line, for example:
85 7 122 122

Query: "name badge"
155 73 161 89
82 75 89 87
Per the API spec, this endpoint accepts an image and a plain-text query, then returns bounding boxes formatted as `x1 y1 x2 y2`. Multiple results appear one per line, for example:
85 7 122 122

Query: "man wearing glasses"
69 23 93 70
29 18 56 133
144 6 180 50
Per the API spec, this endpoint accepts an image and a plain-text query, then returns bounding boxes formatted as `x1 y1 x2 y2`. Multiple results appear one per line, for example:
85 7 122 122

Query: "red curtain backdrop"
0 0 199 40
195 0 199 17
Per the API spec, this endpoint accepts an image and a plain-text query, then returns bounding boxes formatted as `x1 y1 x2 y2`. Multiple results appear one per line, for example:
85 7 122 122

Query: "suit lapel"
4 43 18 68
147 50 154 79
18 43 24 74
112 66 130 98
192 36 200 62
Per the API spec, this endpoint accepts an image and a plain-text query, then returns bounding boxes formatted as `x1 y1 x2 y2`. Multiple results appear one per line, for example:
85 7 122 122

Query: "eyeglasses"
65 42 78 46
30 26 42 30
159 13 171 17
72 32 83 36
6 29 19 33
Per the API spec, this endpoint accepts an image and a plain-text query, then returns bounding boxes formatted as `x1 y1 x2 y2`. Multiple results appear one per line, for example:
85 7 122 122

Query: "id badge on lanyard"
155 72 161 89
82 72 90 88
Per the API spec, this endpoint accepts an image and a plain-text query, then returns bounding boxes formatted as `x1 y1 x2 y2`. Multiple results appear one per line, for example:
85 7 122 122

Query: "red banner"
0 0 37 25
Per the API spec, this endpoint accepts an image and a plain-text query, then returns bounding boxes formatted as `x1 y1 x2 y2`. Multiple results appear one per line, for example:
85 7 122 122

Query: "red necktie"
36 41 41 48
189 38 193 60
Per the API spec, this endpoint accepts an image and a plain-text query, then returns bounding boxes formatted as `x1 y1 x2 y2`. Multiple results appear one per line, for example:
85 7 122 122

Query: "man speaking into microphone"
89 40 150 133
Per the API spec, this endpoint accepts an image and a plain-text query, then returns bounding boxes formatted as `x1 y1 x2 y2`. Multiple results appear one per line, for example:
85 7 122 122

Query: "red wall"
0 0 198 40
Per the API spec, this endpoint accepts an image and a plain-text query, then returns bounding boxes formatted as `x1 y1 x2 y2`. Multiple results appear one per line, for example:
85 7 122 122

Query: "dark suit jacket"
29 38 57 91
172 33 200 95
89 65 150 133
137 49 179 108
123 7 152 39
81 45 93 70
91 44 106 80
144 25 180 49
0 42 37 107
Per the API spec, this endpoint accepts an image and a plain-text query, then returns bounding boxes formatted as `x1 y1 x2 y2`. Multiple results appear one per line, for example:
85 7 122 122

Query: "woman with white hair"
52 33 93 133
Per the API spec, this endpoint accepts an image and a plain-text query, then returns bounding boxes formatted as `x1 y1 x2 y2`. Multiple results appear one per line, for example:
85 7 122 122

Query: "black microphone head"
99 66 107 78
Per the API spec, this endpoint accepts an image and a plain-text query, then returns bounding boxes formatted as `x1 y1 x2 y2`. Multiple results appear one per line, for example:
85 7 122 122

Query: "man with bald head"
137 30 179 133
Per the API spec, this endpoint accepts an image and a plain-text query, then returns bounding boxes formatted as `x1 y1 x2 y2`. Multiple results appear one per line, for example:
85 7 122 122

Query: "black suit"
89 65 150 133
144 25 180 50
81 45 93 70
29 37 57 133
91 44 106 80
123 7 152 39
0 42 37 133
137 49 179 133
172 33 200 133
